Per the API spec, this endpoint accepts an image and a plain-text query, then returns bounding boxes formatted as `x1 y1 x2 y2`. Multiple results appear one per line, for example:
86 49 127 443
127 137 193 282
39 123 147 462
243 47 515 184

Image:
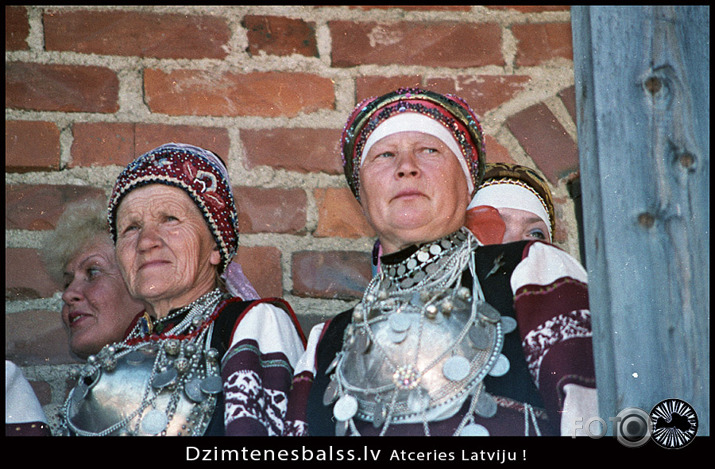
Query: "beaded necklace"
324 228 513 436
61 288 226 436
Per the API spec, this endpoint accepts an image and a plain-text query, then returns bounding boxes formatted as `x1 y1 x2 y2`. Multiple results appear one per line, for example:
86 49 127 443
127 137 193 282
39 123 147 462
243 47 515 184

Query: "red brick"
244 15 318 57
234 186 307 234
486 6 570 13
314 188 375 239
134 124 231 159
44 9 230 59
6 6 29 50
513 22 573 66
6 62 119 113
558 85 577 124
5 121 61 173
5 309 77 366
355 76 423 103
5 248 60 300
70 122 135 168
241 128 343 174
349 6 471 12
330 21 504 68
483 135 517 166
292 251 371 299
234 246 282 298
5 184 106 231
70 122 231 168
145 69 335 117
426 75 532 115
506 102 579 183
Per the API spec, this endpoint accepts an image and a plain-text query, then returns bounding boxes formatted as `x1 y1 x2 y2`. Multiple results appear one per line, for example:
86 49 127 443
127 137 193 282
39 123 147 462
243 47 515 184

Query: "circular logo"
614 407 652 448
650 399 698 449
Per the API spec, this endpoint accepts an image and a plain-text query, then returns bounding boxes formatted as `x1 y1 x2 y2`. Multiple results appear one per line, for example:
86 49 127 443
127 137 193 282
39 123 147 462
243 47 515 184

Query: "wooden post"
572 6 709 435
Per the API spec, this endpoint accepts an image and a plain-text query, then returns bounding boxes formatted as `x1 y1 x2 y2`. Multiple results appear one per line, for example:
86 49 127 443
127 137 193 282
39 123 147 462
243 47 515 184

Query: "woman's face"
61 236 145 359
359 131 470 254
499 207 551 243
115 184 221 318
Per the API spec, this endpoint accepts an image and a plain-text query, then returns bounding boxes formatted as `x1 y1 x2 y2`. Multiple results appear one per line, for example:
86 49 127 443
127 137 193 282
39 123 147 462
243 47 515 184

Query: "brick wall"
5 5 580 433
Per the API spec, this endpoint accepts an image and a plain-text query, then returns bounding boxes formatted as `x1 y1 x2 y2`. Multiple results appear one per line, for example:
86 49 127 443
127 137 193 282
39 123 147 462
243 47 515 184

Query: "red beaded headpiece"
341 88 486 201
108 143 238 274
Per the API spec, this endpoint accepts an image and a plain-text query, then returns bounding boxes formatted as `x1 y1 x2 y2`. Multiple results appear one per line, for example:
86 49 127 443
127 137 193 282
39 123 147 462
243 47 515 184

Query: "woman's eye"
87 267 101 279
121 224 138 234
416 147 440 157
527 229 546 240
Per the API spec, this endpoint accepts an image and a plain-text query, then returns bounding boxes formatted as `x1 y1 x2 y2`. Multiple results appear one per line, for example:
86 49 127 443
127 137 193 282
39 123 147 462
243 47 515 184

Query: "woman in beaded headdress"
61 143 306 436
466 162 556 245
285 88 597 437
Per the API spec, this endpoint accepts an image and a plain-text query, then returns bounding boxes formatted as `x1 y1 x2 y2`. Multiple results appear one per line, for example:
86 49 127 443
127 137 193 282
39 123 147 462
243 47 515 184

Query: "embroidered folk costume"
60 143 305 436
285 89 596 436
6 361 52 436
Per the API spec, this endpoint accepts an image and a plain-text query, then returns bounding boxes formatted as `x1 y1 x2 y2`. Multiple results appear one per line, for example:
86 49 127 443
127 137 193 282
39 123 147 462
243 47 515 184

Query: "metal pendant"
184 378 206 403
326 355 340 375
125 350 146 366
70 381 89 404
474 392 498 418
501 316 517 334
335 419 348 436
468 322 490 349
152 367 178 389
141 409 168 435
387 328 408 344
353 331 371 354
488 354 510 377
478 302 501 323
333 394 358 421
200 375 223 394
460 423 490 436
443 355 471 382
372 402 386 428
388 313 411 332
323 378 340 406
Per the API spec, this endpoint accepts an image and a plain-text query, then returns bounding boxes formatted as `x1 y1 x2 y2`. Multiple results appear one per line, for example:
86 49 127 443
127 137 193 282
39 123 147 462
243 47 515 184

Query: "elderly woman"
42 199 147 360
61 143 305 436
286 88 596 437
466 162 555 245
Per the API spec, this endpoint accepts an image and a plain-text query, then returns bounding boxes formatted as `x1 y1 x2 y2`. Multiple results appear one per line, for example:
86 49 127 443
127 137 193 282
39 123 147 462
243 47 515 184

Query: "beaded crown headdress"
340 88 486 201
107 143 239 274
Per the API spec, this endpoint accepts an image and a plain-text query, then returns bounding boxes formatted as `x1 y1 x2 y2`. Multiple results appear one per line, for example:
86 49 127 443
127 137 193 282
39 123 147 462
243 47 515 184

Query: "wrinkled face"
115 184 221 318
359 131 470 254
499 207 551 243
61 236 145 359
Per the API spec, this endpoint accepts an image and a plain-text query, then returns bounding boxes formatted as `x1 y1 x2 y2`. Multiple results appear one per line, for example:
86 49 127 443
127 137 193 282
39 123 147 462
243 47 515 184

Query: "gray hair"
42 198 111 283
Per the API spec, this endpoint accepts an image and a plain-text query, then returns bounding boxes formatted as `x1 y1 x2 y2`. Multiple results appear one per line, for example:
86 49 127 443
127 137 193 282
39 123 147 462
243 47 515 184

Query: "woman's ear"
210 247 221 266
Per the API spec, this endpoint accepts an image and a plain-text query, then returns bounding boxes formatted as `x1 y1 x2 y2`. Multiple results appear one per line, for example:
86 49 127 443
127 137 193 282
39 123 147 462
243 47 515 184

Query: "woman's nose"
61 278 83 305
395 152 420 178
136 223 162 251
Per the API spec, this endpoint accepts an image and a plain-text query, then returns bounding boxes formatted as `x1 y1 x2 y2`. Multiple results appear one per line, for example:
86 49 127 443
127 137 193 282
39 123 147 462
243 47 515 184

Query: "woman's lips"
393 189 425 200
139 259 169 270
68 311 91 327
